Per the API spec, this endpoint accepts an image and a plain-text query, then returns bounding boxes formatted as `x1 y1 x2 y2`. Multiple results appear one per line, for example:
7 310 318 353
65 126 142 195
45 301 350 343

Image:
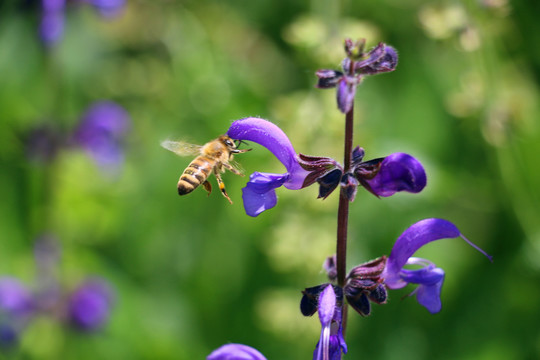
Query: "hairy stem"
336 106 354 335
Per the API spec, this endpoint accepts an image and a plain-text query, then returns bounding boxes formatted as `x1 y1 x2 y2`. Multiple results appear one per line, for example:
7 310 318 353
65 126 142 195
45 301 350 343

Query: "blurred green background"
1 0 540 359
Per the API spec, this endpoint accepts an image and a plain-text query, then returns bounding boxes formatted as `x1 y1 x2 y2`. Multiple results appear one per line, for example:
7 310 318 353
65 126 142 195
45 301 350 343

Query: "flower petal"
414 281 444 314
68 278 114 331
227 117 308 189
356 45 398 75
364 153 426 197
383 219 462 288
207 344 267 360
315 69 343 89
399 263 445 286
336 78 356 114
318 285 336 326
242 172 287 217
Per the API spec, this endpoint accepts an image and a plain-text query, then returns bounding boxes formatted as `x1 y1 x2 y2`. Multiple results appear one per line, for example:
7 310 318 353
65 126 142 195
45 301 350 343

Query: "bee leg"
223 163 243 176
231 148 251 154
214 171 233 204
202 180 212 197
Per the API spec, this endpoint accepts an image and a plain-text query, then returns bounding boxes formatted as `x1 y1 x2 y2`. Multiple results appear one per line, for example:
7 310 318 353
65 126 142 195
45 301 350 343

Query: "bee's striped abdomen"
177 156 214 195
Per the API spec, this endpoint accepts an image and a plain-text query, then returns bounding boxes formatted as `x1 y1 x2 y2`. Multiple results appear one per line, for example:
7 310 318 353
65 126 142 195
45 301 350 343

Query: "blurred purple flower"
382 218 492 313
39 0 125 47
0 278 34 349
73 101 130 172
227 117 309 217
68 278 115 331
316 40 398 113
0 278 34 316
0 324 19 349
39 0 66 47
207 343 267 360
79 0 126 17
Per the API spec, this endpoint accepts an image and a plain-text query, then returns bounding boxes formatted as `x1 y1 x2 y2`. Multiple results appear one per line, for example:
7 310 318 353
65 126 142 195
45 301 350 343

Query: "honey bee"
161 135 251 204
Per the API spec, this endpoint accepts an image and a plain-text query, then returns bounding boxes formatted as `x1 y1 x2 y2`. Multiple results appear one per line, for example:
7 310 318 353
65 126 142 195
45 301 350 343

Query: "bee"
161 135 251 204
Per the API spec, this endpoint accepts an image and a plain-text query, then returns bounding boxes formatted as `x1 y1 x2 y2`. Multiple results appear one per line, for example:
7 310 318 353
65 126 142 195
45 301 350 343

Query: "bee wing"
228 159 246 175
161 140 202 157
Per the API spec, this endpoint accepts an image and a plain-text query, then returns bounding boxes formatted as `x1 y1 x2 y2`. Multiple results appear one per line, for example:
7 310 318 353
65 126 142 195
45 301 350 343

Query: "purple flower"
39 0 66 47
0 278 34 316
227 117 309 217
361 152 427 197
316 40 398 113
313 285 347 360
299 147 426 201
68 278 114 331
300 285 347 360
80 0 126 17
39 0 125 47
0 278 34 348
382 218 492 313
207 344 267 360
73 101 130 172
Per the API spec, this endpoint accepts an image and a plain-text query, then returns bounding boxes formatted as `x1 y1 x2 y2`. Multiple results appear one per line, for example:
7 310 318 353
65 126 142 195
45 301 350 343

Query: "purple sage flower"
313 285 347 360
227 117 309 217
361 152 427 197
382 218 492 313
73 101 130 173
39 0 125 47
207 343 267 360
39 0 66 47
316 40 398 113
0 278 34 317
300 284 347 360
68 278 114 331
299 146 426 201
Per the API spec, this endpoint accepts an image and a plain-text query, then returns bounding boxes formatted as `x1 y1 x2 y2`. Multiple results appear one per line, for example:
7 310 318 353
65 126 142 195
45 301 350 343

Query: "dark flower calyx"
315 70 344 88
340 172 358 202
300 284 343 317
298 153 343 197
344 282 388 316
344 256 388 316
347 256 387 280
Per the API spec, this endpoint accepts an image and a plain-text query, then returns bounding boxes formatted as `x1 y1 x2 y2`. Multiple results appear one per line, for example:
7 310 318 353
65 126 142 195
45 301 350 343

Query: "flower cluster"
316 40 398 113
227 118 426 216
72 101 131 172
24 100 131 174
40 0 126 47
0 237 115 348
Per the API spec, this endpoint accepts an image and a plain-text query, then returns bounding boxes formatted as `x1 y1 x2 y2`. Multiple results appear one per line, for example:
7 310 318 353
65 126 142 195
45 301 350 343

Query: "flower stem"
336 106 354 335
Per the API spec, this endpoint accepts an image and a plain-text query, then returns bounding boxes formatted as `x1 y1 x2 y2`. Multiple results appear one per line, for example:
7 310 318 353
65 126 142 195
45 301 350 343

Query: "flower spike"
316 40 398 113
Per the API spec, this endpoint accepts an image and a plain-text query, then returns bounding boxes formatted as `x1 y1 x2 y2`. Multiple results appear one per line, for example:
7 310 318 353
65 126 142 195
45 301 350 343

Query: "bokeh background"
1 0 539 359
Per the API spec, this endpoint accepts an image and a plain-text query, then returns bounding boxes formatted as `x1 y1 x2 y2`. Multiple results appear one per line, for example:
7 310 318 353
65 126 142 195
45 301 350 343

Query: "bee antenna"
235 139 249 148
